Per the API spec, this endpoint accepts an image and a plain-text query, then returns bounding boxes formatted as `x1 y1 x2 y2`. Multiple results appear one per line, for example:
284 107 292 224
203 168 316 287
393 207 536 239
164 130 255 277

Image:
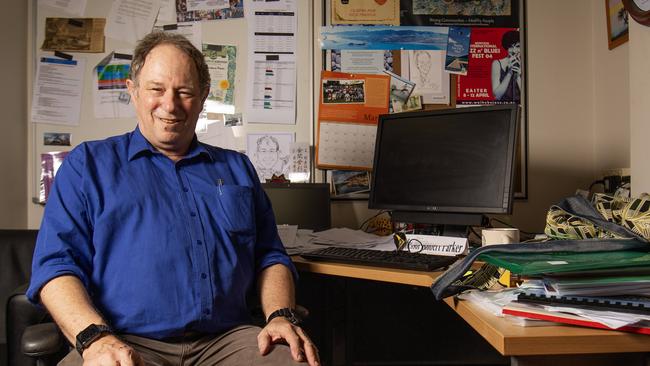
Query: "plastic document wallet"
478 250 650 276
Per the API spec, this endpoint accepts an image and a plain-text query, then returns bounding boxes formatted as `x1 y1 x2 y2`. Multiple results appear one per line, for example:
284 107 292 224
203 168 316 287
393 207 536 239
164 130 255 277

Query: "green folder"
478 250 650 275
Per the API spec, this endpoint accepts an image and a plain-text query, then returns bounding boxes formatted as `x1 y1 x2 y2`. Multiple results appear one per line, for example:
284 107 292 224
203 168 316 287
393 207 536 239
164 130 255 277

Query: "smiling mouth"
156 116 184 124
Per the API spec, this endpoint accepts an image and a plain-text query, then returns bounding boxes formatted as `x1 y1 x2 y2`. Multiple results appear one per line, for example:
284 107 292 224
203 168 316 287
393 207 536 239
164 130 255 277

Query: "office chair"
6 285 67 366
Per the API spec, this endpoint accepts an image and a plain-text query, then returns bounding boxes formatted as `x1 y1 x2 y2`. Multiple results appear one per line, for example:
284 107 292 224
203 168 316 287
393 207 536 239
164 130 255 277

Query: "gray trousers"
59 325 302 366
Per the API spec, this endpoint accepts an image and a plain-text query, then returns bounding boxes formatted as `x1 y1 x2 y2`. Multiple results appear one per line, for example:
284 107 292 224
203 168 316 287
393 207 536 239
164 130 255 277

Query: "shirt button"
190 212 197 217
197 240 202 245
201 273 207 279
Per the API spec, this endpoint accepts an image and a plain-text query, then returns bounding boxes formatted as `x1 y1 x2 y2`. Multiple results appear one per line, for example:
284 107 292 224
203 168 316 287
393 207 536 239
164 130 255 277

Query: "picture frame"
606 0 629 50
622 0 650 26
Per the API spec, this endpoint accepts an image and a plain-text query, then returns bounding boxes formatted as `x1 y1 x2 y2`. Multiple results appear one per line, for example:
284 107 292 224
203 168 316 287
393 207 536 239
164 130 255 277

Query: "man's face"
127 44 207 158
257 139 279 168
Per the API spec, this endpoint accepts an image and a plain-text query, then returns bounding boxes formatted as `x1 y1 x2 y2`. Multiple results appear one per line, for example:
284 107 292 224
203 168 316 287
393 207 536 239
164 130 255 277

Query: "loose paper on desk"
31 57 85 126
40 0 87 16
105 0 161 45
245 0 297 124
93 51 135 119
277 225 298 247
309 228 394 249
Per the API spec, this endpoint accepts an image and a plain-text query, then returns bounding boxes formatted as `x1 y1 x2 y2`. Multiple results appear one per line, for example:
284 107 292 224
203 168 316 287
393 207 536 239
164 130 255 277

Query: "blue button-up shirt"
27 127 296 339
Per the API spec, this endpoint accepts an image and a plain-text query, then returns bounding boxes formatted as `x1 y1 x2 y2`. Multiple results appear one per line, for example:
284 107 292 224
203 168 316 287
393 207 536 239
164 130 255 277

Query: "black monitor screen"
262 183 331 232
369 105 518 216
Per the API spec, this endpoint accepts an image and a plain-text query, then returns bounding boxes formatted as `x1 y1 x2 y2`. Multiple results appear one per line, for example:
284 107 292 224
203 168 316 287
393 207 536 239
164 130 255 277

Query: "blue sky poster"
320 26 448 50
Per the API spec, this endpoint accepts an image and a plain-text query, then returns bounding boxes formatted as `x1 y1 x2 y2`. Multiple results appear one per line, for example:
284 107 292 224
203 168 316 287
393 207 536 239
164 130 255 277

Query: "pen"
217 179 223 195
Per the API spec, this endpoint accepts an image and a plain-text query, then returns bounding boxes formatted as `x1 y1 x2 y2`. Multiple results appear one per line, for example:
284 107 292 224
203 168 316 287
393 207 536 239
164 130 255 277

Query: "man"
27 32 319 366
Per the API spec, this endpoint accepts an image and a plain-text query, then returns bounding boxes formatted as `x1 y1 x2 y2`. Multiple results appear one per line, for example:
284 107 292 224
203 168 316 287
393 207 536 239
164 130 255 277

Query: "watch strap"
266 307 301 325
75 324 113 355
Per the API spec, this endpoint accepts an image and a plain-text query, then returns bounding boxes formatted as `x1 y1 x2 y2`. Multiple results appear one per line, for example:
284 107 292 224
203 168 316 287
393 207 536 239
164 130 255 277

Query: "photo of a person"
247 134 293 182
413 50 438 89
491 30 521 101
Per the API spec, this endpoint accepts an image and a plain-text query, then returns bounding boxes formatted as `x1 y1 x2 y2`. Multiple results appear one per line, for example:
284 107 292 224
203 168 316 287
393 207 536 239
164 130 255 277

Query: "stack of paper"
543 275 650 297
309 228 394 249
477 248 650 334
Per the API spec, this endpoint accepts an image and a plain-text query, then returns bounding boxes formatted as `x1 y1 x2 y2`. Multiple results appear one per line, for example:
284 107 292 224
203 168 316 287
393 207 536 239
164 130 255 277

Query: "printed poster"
456 28 521 105
400 0 520 28
332 0 400 25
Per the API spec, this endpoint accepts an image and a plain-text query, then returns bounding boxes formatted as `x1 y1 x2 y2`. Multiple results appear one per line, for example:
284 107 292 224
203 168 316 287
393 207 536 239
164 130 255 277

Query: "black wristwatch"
75 324 113 355
266 308 301 325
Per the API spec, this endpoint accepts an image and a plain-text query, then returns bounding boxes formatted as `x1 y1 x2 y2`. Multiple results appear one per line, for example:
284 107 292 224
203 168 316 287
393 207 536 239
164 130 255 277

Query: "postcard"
224 113 243 127
445 26 471 75
331 170 371 197
383 70 415 108
42 18 105 53
43 132 71 146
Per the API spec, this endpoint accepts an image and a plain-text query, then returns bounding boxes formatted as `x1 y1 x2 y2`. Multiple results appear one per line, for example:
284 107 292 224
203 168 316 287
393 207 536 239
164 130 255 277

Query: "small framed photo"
330 170 371 199
606 0 629 50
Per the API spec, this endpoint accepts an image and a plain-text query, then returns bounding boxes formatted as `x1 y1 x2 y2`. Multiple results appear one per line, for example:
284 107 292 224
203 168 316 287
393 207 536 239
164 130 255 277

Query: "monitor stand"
391 211 487 237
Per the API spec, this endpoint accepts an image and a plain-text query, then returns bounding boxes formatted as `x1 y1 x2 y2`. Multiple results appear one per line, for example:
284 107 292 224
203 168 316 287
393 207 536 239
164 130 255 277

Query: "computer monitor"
262 183 331 232
368 105 519 231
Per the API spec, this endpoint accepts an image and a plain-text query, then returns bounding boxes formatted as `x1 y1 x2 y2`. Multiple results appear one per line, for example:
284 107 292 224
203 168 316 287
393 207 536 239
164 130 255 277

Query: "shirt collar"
127 126 214 162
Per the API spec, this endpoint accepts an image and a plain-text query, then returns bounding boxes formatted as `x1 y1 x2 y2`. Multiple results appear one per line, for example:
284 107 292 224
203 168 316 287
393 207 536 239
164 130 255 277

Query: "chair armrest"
21 323 65 358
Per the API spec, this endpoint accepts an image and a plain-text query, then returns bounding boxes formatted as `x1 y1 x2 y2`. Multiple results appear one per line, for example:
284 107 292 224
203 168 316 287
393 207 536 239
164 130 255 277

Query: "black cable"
589 179 605 192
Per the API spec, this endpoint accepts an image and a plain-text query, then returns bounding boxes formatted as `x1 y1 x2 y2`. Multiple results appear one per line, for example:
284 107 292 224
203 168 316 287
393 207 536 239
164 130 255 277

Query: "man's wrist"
75 324 113 355
267 307 301 325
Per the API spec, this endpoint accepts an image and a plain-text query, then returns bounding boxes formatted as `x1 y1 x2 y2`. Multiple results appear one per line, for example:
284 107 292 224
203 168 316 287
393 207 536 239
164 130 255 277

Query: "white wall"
629 20 650 195
0 0 28 228
592 0 630 174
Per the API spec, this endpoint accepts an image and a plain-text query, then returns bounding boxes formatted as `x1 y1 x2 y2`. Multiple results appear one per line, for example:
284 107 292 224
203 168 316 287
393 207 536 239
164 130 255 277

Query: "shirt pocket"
214 185 255 234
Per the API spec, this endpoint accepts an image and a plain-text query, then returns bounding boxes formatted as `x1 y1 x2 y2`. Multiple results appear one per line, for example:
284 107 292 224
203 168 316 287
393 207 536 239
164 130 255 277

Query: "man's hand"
82 335 144 366
257 318 320 366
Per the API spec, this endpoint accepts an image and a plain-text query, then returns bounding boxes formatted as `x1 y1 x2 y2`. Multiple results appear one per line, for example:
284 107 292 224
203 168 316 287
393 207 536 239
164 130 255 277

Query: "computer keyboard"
301 247 458 271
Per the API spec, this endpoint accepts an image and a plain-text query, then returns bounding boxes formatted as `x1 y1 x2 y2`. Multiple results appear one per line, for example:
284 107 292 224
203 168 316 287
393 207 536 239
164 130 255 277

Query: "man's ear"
201 88 209 103
126 79 137 100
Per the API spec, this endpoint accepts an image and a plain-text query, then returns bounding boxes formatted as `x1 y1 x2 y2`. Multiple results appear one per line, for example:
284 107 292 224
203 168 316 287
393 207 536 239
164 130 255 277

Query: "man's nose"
161 90 180 113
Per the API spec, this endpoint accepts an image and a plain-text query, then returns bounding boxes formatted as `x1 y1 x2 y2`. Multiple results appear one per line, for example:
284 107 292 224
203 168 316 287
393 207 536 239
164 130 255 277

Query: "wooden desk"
293 256 650 366
291 255 442 287
444 296 650 366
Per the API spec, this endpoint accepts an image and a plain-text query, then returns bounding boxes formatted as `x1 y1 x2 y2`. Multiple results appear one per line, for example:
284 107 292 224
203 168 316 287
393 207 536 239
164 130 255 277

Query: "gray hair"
129 32 210 93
